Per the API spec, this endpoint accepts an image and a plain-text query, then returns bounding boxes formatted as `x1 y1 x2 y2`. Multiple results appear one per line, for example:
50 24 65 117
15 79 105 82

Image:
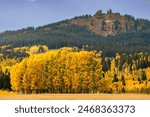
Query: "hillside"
0 10 150 57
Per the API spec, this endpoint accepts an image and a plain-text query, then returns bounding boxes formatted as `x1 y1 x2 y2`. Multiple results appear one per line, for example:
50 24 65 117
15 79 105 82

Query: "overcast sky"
0 0 150 32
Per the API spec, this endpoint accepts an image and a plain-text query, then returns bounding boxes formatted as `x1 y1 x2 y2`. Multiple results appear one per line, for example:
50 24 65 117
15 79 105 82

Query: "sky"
0 0 150 32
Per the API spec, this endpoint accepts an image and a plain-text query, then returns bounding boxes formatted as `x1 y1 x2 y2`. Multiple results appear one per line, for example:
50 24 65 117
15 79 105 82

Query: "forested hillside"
0 10 150 57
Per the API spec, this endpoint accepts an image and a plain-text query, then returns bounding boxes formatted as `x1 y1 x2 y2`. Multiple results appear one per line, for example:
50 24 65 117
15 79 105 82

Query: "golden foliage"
10 48 103 93
8 48 150 94
0 90 16 96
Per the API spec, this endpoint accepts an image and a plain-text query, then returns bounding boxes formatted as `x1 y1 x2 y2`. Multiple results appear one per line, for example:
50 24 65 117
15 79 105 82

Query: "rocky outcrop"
71 9 147 37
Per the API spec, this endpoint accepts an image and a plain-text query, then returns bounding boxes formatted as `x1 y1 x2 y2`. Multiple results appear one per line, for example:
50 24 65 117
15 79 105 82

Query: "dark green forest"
0 15 150 58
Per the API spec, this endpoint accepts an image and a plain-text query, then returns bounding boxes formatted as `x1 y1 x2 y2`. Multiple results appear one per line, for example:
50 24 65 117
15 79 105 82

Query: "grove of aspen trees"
9 47 150 94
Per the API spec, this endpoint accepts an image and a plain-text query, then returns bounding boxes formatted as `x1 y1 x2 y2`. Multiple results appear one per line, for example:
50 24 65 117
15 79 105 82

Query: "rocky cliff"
71 9 148 36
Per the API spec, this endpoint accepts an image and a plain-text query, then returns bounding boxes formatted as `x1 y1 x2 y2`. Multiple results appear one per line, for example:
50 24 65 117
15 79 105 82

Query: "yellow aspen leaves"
9 48 150 94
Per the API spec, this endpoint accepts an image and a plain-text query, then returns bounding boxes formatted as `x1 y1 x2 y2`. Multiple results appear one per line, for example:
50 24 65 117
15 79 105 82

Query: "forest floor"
0 94 150 100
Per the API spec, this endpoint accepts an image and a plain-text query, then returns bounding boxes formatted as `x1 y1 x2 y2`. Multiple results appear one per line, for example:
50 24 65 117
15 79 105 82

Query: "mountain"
0 9 150 57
